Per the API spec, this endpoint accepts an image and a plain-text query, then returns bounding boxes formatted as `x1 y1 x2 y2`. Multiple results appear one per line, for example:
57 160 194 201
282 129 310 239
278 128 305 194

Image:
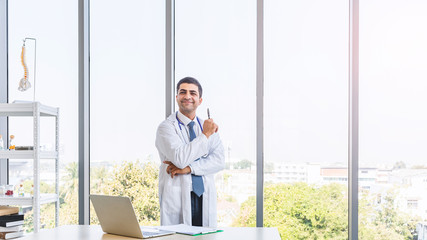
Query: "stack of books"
0 206 24 239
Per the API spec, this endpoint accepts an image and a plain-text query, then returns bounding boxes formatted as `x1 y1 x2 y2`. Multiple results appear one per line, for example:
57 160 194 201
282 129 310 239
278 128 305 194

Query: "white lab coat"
155 112 225 227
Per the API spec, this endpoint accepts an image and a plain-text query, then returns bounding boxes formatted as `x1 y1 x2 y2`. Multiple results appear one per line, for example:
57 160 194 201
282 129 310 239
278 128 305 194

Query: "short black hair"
176 77 203 98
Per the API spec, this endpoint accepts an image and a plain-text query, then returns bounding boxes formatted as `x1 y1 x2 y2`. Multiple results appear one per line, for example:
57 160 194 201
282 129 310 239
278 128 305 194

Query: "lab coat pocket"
163 186 182 215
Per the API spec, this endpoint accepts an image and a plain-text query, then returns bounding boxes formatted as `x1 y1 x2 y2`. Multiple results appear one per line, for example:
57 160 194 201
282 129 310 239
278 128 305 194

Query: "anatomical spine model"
18 41 31 91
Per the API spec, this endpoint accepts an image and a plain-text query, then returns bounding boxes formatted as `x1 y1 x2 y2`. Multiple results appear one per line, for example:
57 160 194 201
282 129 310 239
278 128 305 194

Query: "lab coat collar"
177 110 198 127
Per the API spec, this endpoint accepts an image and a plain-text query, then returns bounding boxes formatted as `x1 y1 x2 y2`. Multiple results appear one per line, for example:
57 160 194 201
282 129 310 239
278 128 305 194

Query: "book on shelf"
0 226 22 233
0 207 19 217
0 221 23 228
0 215 23 222
0 230 24 239
0 215 24 228
14 146 33 150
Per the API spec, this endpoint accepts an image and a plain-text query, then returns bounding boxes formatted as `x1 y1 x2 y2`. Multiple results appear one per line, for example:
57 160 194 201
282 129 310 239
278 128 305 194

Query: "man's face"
176 83 202 115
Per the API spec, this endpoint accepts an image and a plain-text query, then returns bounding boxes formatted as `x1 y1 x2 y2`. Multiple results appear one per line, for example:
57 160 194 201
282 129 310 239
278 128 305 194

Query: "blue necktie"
188 121 204 197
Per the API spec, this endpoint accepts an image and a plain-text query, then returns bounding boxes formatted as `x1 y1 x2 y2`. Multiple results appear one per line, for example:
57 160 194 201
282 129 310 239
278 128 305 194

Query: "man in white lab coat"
155 77 225 227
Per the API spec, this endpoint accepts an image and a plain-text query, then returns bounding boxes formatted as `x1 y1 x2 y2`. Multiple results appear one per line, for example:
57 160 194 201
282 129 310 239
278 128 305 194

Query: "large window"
359 1 427 238
264 0 349 238
175 0 256 227
4 1 427 238
89 0 165 225
8 0 78 229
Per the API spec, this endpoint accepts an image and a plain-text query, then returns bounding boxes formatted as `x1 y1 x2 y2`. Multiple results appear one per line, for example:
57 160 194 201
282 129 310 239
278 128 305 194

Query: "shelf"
0 194 58 206
0 102 59 232
0 102 58 117
0 150 58 159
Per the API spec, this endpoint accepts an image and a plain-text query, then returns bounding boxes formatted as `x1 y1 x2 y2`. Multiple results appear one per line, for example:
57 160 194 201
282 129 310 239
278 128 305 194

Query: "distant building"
320 167 347 184
320 167 377 190
376 168 392 184
391 169 427 220
265 162 321 184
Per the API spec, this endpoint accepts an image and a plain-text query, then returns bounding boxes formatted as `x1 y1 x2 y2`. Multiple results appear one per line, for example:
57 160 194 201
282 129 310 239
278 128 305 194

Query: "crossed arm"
156 122 225 178
164 161 191 178
163 134 225 178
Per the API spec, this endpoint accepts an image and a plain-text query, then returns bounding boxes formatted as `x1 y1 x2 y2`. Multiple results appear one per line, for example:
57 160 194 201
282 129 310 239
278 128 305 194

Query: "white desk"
19 225 281 240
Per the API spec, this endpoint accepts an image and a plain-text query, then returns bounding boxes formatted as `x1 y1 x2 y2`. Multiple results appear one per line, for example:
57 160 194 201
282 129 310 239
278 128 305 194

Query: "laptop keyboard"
140 228 174 238
142 231 158 237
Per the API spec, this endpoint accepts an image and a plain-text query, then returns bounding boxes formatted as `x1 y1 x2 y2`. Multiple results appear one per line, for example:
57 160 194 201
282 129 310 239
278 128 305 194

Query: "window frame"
0 0 361 238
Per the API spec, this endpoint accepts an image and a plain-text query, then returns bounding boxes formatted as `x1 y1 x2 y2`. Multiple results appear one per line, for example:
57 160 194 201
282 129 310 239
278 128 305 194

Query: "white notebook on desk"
157 224 219 235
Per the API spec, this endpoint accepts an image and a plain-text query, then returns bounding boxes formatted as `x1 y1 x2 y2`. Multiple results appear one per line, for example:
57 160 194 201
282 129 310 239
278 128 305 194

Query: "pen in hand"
204 108 218 135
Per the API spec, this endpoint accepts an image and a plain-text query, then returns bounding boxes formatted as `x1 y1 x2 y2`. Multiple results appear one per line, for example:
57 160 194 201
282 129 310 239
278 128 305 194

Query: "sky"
6 0 427 175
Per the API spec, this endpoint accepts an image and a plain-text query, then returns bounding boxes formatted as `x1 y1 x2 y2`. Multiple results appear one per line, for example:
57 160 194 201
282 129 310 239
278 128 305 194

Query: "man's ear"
199 97 203 105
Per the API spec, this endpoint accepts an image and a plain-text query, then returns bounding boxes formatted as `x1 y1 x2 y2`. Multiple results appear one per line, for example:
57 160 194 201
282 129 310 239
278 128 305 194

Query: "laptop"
90 195 175 238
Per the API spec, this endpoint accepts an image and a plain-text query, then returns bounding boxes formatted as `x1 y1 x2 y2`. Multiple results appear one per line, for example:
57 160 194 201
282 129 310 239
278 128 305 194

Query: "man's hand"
164 161 191 178
202 119 218 138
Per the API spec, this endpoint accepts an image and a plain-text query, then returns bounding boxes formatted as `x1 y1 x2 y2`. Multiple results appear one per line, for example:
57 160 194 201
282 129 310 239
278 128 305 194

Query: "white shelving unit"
0 102 59 233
